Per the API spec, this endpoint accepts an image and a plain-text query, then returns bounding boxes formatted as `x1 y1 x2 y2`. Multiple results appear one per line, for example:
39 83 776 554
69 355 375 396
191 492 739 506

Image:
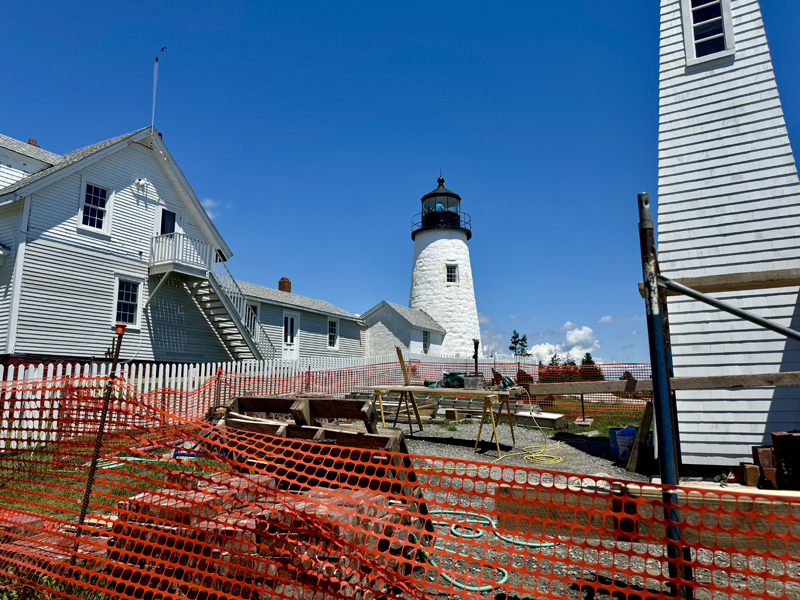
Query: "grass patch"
436 420 459 432
557 417 644 438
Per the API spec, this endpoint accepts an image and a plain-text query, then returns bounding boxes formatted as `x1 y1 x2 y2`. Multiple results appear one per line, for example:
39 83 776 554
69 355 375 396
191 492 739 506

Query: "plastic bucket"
609 427 622 458
617 434 636 460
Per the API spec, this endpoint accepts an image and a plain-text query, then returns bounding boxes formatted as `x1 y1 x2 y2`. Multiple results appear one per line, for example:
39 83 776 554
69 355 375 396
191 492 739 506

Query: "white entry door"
282 312 299 359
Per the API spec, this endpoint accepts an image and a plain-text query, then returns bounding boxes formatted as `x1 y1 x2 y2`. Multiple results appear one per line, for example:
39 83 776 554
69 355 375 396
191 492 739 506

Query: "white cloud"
599 315 612 323
478 312 492 325
562 321 574 329
201 198 232 220
565 325 596 346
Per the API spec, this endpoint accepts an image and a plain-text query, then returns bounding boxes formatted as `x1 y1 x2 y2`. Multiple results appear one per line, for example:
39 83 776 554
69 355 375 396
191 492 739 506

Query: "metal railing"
150 232 216 272
411 209 472 239
212 261 277 360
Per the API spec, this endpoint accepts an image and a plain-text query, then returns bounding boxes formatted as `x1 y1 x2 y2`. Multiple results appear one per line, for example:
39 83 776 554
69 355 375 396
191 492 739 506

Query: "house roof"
239 281 363 322
0 127 150 198
0 126 233 259
363 301 446 334
0 134 62 165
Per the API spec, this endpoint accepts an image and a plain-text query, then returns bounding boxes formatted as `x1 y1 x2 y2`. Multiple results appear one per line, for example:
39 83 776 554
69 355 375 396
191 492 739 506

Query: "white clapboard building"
658 0 800 464
0 128 366 363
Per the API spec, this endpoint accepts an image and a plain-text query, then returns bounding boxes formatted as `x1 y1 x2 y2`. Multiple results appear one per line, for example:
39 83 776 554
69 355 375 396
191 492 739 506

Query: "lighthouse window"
423 331 430 354
680 0 734 65
446 264 458 284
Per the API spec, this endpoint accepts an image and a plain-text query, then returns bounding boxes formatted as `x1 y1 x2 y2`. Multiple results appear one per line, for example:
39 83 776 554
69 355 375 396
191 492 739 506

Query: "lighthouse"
409 177 480 356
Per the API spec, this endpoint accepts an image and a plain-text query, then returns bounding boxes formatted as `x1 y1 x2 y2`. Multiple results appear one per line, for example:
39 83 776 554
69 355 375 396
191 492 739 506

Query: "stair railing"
210 261 278 360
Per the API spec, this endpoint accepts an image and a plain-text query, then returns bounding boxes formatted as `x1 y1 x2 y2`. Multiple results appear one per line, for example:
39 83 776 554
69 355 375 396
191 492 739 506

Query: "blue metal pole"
638 192 679 486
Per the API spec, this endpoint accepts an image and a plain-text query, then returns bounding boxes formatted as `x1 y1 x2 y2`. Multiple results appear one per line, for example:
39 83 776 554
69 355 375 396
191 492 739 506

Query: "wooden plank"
365 385 510 397
237 396 295 414
637 267 800 298
626 402 654 473
225 418 286 436
290 398 313 426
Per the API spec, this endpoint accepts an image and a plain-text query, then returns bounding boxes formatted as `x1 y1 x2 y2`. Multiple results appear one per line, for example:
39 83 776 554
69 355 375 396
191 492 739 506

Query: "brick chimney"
279 277 291 293
27 139 38 147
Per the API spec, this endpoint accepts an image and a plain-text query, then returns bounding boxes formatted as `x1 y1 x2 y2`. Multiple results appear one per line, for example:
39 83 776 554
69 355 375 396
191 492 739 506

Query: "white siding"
363 304 444 356
0 149 50 189
255 301 365 359
12 143 230 362
658 0 800 464
0 202 22 350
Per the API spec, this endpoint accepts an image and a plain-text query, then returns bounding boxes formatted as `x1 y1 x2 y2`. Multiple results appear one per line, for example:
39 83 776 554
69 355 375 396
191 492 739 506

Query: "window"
82 183 109 230
284 315 295 344
423 331 430 354
160 209 176 235
115 279 139 325
328 320 338 349
681 0 734 66
446 264 458 283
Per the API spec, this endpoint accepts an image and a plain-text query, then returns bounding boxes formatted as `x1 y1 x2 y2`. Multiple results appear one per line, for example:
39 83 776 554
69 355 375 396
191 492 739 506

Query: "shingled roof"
0 134 62 165
238 281 362 322
0 127 150 198
363 301 445 333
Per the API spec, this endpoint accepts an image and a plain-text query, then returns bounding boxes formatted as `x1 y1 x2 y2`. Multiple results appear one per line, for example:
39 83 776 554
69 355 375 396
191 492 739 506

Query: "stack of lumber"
224 395 408 453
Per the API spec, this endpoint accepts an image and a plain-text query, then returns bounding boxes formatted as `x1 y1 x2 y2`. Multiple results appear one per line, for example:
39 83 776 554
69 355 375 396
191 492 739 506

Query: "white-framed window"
78 177 113 235
328 319 339 349
113 276 142 328
423 330 430 354
160 209 176 235
446 264 459 284
680 0 735 66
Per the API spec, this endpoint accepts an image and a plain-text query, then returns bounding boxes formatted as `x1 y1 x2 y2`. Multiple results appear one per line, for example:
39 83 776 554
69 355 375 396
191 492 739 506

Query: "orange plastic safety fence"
3 373 796 600
218 362 652 420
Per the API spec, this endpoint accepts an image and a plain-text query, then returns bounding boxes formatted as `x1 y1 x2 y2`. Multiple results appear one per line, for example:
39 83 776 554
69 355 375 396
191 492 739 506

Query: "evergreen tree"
508 330 530 356
581 352 596 365
548 353 560 366
562 355 577 367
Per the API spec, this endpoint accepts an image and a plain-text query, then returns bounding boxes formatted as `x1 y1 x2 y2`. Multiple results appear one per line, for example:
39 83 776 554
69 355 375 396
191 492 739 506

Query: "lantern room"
411 176 472 240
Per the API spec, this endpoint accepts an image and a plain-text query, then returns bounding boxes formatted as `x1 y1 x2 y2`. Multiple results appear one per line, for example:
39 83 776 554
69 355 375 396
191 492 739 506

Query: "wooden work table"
364 385 516 456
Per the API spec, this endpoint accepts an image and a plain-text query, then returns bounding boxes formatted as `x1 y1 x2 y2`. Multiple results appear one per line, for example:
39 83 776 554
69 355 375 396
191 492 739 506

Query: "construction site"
4 0 800 599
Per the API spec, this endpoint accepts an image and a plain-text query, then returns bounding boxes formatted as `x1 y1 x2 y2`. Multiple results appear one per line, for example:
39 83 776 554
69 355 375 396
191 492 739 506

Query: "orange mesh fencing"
219 362 653 420
0 372 798 600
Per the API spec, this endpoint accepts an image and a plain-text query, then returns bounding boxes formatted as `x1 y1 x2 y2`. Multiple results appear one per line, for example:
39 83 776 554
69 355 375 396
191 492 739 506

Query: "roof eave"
243 293 364 324
150 130 233 259
0 128 151 205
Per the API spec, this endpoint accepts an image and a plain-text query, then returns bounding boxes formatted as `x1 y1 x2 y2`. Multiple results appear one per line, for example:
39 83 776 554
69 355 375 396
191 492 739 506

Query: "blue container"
609 427 623 458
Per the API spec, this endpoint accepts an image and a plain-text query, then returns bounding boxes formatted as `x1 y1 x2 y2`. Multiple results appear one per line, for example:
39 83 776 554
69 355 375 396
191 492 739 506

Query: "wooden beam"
637 268 800 298
626 401 653 473
520 370 800 395
225 418 286 436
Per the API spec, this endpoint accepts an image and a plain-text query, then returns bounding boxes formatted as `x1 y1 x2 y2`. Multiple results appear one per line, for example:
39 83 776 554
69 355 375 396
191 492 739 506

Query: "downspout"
6 196 31 354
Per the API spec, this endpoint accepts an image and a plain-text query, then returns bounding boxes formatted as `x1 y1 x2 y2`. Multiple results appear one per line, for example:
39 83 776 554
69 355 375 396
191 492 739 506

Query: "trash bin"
616 426 639 460
609 427 623 458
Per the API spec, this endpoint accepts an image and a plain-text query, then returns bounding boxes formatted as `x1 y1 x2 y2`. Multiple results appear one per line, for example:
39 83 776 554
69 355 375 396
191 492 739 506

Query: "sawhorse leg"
374 391 386 428
490 396 517 449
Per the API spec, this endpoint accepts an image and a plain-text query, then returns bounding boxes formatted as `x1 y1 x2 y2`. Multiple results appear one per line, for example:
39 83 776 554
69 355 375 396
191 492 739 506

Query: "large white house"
658 0 800 464
0 128 366 363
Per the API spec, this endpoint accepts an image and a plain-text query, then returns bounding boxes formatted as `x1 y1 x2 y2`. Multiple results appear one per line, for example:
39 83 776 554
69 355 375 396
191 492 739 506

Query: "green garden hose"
424 507 554 592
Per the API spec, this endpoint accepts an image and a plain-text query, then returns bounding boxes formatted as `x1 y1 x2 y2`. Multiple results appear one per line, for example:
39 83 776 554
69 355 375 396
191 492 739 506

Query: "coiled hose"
424 507 555 592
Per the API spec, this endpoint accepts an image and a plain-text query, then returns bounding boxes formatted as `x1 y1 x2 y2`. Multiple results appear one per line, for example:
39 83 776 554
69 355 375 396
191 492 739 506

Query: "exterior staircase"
149 232 277 361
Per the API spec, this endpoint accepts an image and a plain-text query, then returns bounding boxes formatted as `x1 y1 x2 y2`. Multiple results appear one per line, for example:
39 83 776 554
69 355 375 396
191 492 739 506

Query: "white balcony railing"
150 232 216 272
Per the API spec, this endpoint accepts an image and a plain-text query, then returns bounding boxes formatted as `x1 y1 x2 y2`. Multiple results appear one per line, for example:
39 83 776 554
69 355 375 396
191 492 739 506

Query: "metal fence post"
638 192 693 600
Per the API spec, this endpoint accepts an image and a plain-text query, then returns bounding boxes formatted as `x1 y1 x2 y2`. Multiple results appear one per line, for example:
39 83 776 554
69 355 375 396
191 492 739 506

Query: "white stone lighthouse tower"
409 177 480 356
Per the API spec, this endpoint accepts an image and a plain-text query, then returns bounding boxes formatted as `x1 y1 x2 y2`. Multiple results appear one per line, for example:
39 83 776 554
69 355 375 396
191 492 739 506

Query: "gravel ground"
381 419 650 482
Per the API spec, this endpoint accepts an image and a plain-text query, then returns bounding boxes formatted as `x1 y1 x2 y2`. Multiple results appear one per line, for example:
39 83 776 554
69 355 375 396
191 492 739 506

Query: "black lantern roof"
421 176 461 202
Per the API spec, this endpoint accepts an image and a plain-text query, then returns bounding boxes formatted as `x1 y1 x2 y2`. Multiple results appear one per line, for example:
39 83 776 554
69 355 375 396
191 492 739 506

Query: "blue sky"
4 1 800 363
